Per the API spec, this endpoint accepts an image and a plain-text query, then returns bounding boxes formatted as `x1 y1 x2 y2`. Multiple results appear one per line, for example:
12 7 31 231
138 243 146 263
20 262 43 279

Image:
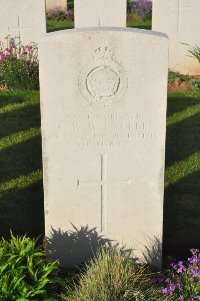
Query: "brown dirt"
0 84 10 91
168 77 191 93
168 75 200 93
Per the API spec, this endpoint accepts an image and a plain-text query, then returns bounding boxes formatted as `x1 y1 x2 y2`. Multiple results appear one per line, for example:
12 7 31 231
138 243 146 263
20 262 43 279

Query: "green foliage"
188 44 200 63
0 37 39 90
191 80 200 92
0 232 58 300
168 71 190 84
63 248 164 301
68 0 74 10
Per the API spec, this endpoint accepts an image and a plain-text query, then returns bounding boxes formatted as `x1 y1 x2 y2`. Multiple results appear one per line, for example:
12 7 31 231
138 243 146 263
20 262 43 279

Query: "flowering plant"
47 7 74 21
159 249 200 301
129 0 152 21
0 36 39 90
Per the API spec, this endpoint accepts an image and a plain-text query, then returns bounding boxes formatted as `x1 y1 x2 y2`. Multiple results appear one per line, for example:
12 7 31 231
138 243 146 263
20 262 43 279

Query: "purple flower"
188 257 198 264
189 269 200 277
169 283 176 292
161 288 168 294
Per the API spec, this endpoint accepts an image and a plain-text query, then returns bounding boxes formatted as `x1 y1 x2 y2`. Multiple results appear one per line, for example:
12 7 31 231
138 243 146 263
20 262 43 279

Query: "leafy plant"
168 70 190 84
0 232 58 300
159 249 200 301
0 36 39 90
188 45 200 64
191 80 200 92
63 248 164 301
46 8 74 21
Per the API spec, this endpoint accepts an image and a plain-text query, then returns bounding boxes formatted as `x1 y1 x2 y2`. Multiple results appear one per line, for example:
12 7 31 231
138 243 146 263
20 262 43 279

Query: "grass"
0 90 44 239
0 88 200 259
164 92 200 259
47 18 151 33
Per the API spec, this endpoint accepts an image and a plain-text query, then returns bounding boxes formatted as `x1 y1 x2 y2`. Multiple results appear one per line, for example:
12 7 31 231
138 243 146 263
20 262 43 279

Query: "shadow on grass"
0 94 24 108
0 181 44 239
163 93 200 259
0 91 44 239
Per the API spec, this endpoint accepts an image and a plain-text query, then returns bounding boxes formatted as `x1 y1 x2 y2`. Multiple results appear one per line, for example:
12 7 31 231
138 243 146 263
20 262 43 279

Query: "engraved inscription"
46 112 157 148
79 47 128 108
77 154 131 232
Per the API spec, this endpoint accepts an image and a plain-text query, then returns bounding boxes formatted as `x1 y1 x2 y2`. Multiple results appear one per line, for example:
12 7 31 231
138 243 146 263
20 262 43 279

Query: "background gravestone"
0 0 46 45
152 0 200 75
46 0 67 10
39 27 168 268
74 0 127 27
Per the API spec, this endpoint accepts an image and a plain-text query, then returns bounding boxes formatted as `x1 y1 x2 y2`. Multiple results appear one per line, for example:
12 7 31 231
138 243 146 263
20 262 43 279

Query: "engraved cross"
77 154 131 232
168 0 192 33
8 15 31 40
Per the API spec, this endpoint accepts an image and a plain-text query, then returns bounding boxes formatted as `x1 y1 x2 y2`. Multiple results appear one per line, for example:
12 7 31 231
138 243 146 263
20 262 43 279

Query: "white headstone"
39 27 168 268
153 0 200 75
0 0 46 45
74 0 127 27
46 0 67 10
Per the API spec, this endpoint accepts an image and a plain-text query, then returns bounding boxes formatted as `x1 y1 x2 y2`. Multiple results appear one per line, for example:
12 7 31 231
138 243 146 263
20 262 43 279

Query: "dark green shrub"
0 232 58 300
0 37 39 90
62 248 164 301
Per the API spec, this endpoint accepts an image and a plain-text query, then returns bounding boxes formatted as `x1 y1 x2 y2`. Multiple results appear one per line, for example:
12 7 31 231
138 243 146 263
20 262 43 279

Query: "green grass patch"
47 19 152 33
0 90 44 239
164 92 200 258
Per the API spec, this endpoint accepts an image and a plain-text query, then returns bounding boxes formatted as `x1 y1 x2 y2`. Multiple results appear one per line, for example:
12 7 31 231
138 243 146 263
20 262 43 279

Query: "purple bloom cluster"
47 7 74 21
130 0 152 21
159 249 200 301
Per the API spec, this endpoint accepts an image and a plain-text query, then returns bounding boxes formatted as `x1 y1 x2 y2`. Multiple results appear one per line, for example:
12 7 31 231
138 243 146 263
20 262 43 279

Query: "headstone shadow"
46 224 163 268
46 223 113 267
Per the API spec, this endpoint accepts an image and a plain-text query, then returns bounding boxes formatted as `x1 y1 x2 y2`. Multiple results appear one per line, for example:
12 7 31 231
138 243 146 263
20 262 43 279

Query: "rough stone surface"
46 0 67 10
39 28 168 268
74 0 126 28
0 0 46 45
153 0 200 75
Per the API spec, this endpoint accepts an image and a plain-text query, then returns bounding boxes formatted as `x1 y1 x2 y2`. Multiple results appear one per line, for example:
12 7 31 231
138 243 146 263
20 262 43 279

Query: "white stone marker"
153 0 200 75
74 0 127 27
46 0 67 11
39 27 168 268
0 0 46 45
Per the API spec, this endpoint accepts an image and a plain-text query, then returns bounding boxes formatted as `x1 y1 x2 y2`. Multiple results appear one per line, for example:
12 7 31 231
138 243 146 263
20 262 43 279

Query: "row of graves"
1 0 199 268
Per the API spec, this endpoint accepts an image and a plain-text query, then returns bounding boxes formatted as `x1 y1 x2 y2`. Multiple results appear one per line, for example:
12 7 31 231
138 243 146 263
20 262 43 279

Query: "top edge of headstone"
42 28 168 41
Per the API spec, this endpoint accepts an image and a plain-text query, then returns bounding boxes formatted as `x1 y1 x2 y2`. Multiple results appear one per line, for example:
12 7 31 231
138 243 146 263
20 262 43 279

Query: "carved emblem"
79 47 128 108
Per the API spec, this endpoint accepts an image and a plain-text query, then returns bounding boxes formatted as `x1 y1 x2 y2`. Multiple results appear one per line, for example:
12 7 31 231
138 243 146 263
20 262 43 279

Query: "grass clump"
63 248 163 301
0 232 58 300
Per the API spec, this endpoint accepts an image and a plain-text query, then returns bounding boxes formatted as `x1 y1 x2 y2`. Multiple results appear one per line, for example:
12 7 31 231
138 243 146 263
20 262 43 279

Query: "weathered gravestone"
74 0 126 27
0 0 46 45
39 18 168 268
46 0 67 11
153 0 200 74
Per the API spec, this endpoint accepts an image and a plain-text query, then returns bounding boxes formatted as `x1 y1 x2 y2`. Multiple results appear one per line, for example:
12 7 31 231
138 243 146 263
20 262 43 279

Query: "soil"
0 84 9 91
